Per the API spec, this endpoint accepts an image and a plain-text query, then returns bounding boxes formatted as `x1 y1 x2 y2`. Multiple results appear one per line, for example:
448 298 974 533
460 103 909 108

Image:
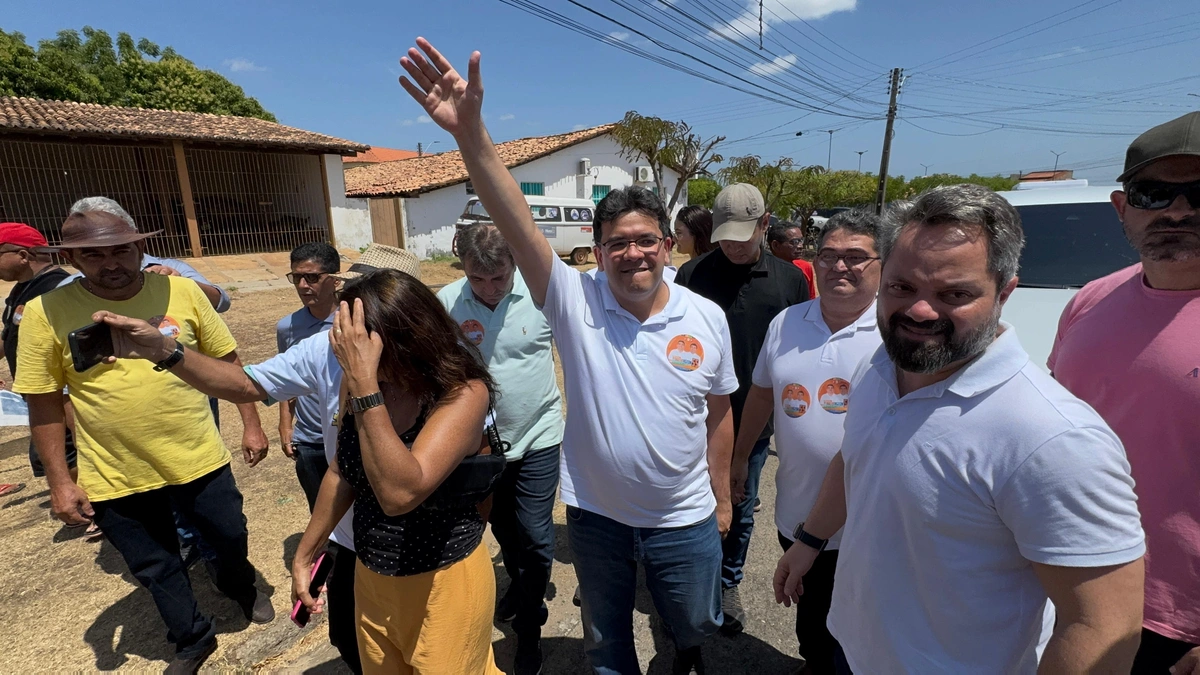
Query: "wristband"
153 342 185 372
792 522 829 552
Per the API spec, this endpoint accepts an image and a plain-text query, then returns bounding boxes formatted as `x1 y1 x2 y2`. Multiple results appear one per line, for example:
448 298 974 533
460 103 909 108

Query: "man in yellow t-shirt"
13 211 274 671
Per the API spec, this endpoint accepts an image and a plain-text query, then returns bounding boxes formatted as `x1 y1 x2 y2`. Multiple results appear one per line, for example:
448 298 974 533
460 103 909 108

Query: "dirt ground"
0 257 604 672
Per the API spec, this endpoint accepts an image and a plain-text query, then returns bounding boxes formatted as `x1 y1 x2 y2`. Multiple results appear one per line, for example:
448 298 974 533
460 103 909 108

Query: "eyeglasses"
286 272 329 285
816 251 880 269
1125 180 1200 210
601 235 666 255
782 238 804 247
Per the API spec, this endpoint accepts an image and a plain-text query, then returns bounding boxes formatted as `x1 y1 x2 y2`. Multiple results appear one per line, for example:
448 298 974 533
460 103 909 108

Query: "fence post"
171 141 203 258
319 154 337 248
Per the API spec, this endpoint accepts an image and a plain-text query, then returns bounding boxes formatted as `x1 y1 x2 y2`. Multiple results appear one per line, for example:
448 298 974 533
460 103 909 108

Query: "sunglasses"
286 272 329 285
1125 180 1200 210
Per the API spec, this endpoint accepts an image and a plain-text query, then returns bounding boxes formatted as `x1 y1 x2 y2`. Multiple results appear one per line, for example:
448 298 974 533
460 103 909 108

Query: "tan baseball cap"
711 183 766 243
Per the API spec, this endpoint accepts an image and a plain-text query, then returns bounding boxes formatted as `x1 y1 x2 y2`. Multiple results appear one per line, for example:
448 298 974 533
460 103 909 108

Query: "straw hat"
334 243 421 282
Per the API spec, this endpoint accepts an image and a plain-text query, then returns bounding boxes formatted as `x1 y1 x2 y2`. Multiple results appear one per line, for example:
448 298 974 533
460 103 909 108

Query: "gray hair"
817 208 883 251
457 224 514 274
881 184 1024 289
69 196 137 230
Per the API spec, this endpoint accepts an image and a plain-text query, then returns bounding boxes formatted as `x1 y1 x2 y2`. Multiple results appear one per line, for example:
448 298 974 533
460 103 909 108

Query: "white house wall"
397 135 685 259
324 154 373 250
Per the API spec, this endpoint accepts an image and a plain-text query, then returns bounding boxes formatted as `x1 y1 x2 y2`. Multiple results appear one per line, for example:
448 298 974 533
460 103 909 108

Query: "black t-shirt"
3 266 71 377
675 249 809 440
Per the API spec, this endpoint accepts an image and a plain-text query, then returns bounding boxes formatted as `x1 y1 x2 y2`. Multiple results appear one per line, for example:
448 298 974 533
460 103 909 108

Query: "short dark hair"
817 209 882 251
675 205 716 255
457 224 513 274
767 220 803 244
593 186 671 245
290 242 340 273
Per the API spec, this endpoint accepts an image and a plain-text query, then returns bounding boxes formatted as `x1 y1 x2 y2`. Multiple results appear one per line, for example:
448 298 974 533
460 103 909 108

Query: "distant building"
0 96 370 256
344 124 685 259
343 146 421 169
1012 170 1075 182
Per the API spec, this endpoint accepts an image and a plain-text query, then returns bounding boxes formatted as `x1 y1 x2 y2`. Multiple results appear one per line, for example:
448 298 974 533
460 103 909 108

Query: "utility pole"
856 150 868 173
825 130 835 171
1051 150 1065 175
874 67 903 215
920 163 932 176
417 142 423 157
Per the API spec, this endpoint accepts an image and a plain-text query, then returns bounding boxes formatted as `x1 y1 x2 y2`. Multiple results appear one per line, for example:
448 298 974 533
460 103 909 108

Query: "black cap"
1117 111 1200 183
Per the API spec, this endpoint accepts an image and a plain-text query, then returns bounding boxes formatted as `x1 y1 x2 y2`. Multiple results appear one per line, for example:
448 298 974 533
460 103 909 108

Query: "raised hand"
398 37 483 138
92 310 173 362
329 298 384 397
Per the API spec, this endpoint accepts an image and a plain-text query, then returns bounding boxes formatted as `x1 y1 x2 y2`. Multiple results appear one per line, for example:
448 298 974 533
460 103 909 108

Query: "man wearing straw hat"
13 209 274 672
83 242 422 674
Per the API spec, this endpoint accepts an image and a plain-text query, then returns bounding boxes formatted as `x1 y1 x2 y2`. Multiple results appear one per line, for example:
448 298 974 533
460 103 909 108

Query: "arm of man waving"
774 451 847 607
398 37 554 306
1034 560 1144 674
705 393 734 539
731 384 773 504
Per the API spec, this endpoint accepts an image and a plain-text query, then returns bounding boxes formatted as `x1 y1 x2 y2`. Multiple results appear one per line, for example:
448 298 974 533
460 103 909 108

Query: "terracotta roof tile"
344 146 421 163
344 124 615 198
0 96 368 153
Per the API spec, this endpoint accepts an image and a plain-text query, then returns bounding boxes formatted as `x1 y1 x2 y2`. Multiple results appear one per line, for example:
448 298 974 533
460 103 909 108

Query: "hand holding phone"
68 322 115 372
291 552 334 628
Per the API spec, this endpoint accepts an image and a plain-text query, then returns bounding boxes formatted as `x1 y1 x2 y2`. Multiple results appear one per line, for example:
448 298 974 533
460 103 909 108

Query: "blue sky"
5 0 1198 182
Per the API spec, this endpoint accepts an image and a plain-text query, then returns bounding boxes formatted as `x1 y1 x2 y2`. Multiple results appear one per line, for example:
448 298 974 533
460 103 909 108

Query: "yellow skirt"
354 544 502 675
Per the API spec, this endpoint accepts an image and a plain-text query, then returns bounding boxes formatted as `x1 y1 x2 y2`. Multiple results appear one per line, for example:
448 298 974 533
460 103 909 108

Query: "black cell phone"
67 322 114 372
291 552 334 628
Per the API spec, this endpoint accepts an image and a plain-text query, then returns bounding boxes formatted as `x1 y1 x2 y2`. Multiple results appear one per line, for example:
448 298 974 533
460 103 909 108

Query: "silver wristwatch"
348 392 385 414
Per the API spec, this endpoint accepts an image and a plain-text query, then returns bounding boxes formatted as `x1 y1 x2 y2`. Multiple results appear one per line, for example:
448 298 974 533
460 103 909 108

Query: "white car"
453 195 598 265
997 183 1139 371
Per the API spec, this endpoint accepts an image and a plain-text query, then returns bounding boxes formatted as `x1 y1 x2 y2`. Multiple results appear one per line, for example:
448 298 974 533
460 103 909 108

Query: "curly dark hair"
338 269 495 415
592 186 671 245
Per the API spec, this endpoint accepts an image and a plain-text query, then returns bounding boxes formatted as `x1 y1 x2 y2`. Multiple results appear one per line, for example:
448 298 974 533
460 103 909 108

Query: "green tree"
0 26 275 121
687 177 720 208
718 155 826 217
611 111 724 213
901 172 1018 197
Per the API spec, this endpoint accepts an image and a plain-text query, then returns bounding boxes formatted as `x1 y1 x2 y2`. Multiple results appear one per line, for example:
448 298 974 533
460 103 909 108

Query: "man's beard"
881 305 1000 375
88 267 138 290
1126 214 1200 262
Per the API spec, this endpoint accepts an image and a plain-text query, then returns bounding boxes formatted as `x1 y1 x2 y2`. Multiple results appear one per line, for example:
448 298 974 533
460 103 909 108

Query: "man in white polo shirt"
437 224 564 675
398 39 737 674
733 208 882 673
774 184 1147 673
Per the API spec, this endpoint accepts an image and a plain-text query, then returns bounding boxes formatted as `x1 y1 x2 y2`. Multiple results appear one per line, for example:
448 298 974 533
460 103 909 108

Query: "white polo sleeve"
995 427 1146 567
244 330 328 404
541 257 587 330
752 313 784 388
710 315 739 396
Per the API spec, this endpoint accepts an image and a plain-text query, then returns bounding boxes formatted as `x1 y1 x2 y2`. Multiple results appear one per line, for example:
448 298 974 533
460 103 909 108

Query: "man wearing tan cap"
675 183 810 634
13 210 274 672
1049 111 1200 674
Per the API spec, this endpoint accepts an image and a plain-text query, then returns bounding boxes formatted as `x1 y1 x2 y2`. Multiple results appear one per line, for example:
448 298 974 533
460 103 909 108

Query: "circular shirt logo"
818 377 851 414
149 315 181 339
12 304 24 325
666 334 704 372
781 383 811 418
461 319 485 346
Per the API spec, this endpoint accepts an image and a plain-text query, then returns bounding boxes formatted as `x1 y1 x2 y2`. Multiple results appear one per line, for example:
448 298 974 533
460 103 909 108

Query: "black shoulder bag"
420 406 509 510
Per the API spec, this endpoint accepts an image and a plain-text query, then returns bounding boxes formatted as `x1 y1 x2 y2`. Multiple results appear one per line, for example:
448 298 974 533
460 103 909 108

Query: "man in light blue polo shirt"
277 242 339 511
437 224 563 675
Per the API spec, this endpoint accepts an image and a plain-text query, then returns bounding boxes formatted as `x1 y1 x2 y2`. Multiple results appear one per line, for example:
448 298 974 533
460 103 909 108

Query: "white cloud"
224 58 266 73
401 119 415 127
748 54 799 77
572 124 588 131
500 113 516 121
609 31 631 42
710 0 856 42
417 115 432 124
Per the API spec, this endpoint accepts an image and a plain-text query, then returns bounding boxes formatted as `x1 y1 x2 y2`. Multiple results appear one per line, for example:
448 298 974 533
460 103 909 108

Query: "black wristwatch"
153 341 185 372
792 522 829 552
348 392 385 414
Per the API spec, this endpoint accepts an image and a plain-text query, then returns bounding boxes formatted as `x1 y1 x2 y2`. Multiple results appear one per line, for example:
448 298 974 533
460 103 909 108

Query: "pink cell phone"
291 552 333 628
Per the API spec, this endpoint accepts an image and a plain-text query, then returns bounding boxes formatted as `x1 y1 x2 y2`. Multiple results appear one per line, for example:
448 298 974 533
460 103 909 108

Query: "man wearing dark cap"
674 182 810 634
0 222 74 500
12 211 274 673
1049 111 1200 674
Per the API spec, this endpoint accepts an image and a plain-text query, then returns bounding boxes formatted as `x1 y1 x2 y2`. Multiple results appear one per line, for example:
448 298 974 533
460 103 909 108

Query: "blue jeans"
293 441 328 513
490 444 560 636
567 506 722 674
722 437 771 589
91 464 257 658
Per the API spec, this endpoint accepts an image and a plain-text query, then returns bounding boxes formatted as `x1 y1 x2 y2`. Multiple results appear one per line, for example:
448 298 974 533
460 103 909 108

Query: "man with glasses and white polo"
732 209 882 673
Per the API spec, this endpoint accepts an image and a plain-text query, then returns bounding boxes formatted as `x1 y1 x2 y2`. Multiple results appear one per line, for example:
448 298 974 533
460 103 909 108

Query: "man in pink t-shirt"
1049 111 1200 675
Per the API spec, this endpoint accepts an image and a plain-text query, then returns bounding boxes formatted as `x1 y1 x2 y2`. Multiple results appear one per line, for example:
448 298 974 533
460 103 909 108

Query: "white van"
453 195 598 265
998 183 1139 371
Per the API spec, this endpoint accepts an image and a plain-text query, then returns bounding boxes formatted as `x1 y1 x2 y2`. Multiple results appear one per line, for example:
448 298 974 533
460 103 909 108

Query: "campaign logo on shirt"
781 383 811 418
818 377 851 414
12 304 23 326
149 315 181 338
666 334 704 372
461 319 485 346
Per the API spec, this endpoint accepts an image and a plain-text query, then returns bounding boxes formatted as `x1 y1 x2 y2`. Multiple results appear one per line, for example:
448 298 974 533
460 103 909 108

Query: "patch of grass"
429 253 458 264
226 285 239 292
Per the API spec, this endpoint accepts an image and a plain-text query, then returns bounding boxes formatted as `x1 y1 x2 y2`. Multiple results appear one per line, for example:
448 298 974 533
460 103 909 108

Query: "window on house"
592 184 611 205
520 182 545 196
